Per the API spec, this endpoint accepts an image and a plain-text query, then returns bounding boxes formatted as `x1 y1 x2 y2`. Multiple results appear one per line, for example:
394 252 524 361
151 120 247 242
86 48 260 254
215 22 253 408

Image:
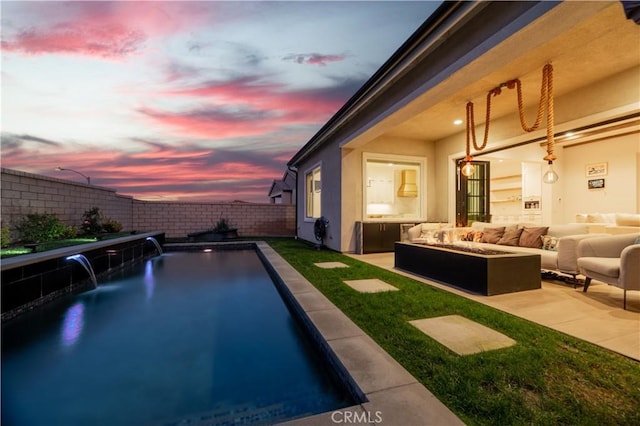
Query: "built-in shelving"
491 185 522 192
490 173 523 220
491 199 520 203
491 174 522 180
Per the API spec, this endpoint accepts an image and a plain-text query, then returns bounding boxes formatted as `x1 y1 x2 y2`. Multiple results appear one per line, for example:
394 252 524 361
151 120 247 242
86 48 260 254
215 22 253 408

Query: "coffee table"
394 242 541 295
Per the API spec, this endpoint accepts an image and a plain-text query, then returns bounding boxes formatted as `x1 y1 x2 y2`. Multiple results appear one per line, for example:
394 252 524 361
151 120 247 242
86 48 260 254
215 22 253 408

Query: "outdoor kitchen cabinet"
362 222 401 253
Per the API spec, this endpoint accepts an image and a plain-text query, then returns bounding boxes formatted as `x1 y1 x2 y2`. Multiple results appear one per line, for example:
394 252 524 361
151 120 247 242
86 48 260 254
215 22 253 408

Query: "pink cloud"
1 24 146 59
1 2 209 59
138 106 282 139
144 76 347 138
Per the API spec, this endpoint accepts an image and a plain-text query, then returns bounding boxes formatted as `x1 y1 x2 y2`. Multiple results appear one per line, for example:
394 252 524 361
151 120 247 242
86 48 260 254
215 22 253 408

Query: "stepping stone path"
313 262 349 269
409 315 516 355
343 279 399 293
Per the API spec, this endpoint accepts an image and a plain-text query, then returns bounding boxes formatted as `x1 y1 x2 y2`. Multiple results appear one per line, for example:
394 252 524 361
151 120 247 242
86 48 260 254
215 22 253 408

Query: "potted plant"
210 217 238 240
188 217 238 242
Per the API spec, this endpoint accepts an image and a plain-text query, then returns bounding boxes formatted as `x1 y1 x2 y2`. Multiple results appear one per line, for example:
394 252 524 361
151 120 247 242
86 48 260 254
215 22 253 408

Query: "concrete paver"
344 278 399 293
410 315 516 355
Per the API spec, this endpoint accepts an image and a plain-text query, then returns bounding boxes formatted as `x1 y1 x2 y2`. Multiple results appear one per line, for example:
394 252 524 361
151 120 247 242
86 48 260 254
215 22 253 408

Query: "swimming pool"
1 249 356 425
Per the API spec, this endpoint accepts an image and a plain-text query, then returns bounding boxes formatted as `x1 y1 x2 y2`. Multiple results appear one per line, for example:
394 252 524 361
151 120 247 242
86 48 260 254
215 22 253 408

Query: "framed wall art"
588 178 605 189
585 162 607 177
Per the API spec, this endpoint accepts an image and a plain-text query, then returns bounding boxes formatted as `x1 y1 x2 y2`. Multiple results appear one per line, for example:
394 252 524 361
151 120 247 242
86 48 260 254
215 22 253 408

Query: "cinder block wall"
1 168 133 231
1 168 295 239
133 201 295 238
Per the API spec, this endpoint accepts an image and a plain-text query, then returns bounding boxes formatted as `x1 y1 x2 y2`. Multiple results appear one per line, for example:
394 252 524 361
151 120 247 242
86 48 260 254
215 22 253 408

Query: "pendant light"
543 161 559 184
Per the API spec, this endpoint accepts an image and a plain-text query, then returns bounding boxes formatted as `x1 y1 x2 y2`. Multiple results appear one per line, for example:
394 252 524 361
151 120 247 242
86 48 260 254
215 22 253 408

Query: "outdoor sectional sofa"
573 213 640 235
407 222 605 280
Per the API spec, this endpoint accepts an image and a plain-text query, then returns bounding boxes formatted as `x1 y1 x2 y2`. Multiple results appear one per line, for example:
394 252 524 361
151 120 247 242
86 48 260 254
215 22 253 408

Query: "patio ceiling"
381 2 640 144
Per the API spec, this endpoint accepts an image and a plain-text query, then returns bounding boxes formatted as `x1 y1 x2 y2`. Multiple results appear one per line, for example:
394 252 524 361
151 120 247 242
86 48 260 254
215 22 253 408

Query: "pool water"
2 250 355 425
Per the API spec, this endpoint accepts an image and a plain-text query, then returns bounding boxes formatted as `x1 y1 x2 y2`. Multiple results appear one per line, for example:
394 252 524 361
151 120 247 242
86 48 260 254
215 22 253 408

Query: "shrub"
102 218 123 233
16 213 75 243
1 225 11 248
211 217 232 233
81 207 104 235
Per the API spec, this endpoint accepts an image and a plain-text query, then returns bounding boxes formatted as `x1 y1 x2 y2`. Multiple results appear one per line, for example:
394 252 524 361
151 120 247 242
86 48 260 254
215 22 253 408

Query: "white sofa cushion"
547 224 588 237
578 257 620 279
616 213 640 227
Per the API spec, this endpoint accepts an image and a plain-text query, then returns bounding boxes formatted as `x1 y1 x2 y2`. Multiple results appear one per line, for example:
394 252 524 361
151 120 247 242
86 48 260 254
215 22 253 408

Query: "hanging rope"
514 63 556 161
464 63 556 162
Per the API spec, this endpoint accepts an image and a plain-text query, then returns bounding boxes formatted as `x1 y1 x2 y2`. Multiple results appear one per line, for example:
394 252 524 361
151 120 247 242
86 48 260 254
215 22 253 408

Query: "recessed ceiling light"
453 119 463 125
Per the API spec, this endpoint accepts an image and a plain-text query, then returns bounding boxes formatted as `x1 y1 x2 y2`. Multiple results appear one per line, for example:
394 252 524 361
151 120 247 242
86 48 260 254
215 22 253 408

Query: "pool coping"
165 242 464 425
256 242 464 426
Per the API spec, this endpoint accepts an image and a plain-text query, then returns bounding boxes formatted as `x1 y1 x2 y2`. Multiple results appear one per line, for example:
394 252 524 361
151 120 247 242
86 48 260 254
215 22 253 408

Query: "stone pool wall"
1 232 165 320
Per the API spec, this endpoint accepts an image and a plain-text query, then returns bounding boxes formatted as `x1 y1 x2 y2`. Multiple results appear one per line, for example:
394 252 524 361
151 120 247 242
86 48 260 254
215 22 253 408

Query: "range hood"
397 170 418 197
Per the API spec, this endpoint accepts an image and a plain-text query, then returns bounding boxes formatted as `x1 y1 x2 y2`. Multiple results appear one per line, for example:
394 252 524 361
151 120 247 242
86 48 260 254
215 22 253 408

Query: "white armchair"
577 234 640 309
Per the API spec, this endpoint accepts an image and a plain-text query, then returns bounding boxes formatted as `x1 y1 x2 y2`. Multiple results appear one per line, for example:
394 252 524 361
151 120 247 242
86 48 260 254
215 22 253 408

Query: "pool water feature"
65 253 98 288
145 236 164 255
2 249 356 425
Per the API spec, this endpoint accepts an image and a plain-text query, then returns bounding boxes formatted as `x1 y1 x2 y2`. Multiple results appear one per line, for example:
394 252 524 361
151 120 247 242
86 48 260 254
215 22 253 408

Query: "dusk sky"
1 1 440 202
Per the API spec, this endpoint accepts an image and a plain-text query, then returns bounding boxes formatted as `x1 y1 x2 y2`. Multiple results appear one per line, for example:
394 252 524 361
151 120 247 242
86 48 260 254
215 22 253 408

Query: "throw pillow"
518 226 549 248
481 227 505 244
541 235 558 251
459 231 475 241
497 228 524 246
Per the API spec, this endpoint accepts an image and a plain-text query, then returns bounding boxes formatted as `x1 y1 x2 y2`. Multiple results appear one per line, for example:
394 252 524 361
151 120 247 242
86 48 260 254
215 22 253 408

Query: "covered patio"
350 252 640 361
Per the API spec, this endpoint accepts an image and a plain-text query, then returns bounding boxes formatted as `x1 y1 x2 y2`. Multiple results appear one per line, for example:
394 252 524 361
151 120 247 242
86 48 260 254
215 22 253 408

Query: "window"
363 153 425 220
305 166 321 219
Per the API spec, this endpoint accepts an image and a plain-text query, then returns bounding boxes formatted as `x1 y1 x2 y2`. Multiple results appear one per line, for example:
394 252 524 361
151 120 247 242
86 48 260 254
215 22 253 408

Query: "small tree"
81 207 104 235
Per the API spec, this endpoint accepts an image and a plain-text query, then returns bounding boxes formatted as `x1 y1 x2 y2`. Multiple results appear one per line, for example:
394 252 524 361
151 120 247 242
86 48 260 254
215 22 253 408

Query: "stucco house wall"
294 143 343 251
288 1 639 253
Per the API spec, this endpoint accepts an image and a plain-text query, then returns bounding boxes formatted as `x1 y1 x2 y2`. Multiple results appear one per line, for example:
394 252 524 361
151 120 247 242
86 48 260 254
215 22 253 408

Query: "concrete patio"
349 252 640 361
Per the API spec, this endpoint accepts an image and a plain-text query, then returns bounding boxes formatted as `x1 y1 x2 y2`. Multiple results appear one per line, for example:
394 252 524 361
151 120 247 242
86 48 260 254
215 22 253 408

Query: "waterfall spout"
66 254 97 289
146 237 164 255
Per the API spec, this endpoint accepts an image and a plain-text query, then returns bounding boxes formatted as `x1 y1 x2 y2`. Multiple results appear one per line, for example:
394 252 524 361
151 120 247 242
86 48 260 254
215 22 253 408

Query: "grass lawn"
0 238 98 258
267 238 640 426
0 233 137 258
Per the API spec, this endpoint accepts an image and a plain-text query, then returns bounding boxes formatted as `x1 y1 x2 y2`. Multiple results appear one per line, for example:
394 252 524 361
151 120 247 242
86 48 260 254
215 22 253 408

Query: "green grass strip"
267 238 640 426
0 238 98 258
